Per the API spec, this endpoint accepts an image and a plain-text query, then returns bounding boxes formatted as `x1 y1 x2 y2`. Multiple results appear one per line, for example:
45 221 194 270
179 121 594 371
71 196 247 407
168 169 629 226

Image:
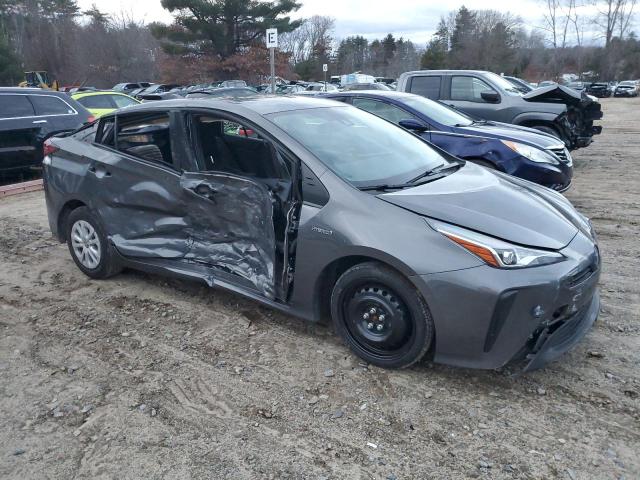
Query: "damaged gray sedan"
42 97 601 371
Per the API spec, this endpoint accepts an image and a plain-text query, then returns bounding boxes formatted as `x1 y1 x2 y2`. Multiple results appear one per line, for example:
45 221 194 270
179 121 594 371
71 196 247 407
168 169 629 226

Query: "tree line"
0 0 638 88
421 3 639 81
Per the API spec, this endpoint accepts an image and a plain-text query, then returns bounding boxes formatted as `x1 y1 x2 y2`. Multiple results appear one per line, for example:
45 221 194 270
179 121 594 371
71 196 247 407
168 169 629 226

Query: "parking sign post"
323 63 328 90
266 28 278 94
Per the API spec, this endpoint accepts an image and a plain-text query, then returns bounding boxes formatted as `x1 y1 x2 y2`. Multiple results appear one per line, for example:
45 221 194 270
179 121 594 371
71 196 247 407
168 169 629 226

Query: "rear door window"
78 95 115 109
352 98 418 124
112 95 138 108
451 76 494 102
408 76 441 99
0 95 36 119
115 113 175 168
30 95 75 115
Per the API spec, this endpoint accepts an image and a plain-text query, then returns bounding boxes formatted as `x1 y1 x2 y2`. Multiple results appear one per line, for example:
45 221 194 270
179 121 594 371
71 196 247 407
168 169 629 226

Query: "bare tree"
539 0 573 49
278 15 334 65
593 0 637 46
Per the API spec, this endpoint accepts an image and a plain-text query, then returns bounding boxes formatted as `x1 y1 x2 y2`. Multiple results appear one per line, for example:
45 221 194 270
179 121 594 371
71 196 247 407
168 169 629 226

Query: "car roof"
326 91 414 100
103 95 345 116
72 90 134 99
400 70 492 76
0 87 66 95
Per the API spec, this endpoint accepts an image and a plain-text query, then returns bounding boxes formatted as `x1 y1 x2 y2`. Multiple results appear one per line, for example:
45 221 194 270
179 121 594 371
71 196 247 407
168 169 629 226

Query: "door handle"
194 184 218 201
33 120 48 124
88 164 111 178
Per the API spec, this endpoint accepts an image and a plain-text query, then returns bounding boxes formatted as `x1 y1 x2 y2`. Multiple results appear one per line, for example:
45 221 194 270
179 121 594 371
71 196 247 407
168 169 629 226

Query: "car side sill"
110 248 303 319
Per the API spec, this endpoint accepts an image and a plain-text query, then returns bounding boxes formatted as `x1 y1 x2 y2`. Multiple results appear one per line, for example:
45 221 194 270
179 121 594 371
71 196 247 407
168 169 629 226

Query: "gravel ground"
1 98 638 480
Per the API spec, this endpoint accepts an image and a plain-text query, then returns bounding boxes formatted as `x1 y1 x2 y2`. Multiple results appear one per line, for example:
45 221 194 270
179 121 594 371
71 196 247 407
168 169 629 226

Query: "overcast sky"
77 0 603 45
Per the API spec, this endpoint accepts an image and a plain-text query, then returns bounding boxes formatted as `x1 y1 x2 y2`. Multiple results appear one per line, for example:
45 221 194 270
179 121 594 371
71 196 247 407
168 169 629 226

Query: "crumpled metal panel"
180 172 276 299
103 168 276 299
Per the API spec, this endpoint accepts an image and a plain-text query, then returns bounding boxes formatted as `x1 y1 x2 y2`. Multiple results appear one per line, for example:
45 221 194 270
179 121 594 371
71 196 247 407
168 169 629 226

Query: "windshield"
267 106 448 187
401 95 473 127
484 72 522 95
620 81 635 86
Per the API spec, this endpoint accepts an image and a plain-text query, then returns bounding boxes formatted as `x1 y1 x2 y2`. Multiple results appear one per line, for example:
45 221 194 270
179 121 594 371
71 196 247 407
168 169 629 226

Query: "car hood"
378 163 580 250
454 122 562 148
523 84 597 107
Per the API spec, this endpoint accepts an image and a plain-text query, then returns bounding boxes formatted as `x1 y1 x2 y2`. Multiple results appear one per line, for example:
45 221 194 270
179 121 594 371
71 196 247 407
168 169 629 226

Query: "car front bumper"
413 231 600 371
511 161 573 192
522 291 599 371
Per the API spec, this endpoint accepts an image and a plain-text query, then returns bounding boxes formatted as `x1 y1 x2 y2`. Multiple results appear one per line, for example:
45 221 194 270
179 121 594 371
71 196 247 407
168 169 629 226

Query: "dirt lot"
1 98 639 480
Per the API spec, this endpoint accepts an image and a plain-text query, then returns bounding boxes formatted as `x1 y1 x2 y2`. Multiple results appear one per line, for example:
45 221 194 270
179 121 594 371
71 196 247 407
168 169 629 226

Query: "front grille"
566 250 599 288
567 265 594 287
547 146 573 166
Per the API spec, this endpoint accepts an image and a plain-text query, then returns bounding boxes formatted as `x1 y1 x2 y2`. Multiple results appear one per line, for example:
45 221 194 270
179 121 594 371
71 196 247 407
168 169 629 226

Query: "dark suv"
397 70 603 150
0 88 92 173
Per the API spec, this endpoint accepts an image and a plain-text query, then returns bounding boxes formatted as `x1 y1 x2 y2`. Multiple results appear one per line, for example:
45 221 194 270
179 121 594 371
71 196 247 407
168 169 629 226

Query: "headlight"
501 140 559 165
429 220 565 269
578 213 597 241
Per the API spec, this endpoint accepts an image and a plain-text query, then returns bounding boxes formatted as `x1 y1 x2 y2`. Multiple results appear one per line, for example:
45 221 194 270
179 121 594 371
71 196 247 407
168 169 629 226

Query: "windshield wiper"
471 120 494 126
360 163 462 192
359 183 416 192
407 162 461 185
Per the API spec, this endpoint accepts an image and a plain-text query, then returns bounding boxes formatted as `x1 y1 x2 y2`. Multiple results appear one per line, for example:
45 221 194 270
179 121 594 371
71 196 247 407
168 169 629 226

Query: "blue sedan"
323 91 573 192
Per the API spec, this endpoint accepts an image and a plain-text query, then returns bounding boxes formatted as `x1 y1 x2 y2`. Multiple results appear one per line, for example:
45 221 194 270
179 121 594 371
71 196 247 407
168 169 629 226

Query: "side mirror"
480 91 500 103
399 119 429 132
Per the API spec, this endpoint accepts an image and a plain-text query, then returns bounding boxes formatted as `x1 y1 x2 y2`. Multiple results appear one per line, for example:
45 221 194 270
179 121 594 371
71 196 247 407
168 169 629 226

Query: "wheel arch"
312 250 421 324
57 199 88 242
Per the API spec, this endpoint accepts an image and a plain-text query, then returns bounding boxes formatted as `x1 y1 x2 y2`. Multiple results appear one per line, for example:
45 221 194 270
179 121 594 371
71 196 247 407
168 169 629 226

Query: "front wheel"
531 124 561 139
331 262 434 369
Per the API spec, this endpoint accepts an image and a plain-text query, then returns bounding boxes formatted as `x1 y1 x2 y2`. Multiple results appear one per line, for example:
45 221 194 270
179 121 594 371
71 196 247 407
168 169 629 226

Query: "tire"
66 206 121 279
330 262 434 369
468 159 497 170
531 124 561 139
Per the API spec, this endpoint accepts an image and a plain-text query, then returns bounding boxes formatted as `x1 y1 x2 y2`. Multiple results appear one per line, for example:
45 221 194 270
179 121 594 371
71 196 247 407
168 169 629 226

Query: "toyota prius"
42 96 600 371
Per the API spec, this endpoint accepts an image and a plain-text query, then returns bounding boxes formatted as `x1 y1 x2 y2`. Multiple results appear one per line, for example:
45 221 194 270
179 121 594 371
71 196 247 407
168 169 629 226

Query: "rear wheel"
66 207 121 279
331 262 434 369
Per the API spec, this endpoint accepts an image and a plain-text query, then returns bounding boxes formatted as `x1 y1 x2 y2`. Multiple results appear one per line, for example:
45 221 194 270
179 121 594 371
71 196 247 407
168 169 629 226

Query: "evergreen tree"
152 0 302 59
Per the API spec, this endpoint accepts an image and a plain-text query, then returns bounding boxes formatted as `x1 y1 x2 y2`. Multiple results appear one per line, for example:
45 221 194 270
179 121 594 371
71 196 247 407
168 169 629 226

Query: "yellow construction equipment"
19 71 59 90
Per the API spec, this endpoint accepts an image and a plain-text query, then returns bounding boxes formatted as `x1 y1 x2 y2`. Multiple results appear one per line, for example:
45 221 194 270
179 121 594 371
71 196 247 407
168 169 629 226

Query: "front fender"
512 111 560 126
429 132 512 171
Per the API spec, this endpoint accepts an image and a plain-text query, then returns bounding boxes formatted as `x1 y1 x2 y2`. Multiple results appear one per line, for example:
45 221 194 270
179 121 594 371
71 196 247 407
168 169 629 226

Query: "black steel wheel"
331 262 434 369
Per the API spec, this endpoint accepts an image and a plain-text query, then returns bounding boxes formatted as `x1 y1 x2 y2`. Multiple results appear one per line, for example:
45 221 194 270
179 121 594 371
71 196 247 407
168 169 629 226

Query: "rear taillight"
239 127 255 137
43 139 59 157
87 115 96 123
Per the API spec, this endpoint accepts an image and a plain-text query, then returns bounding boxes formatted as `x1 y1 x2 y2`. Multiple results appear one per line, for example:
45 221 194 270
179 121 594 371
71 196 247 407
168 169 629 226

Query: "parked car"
300 82 339 93
567 81 588 92
135 84 181 100
185 87 258 99
71 91 140 118
275 84 306 94
324 91 573 191
614 81 639 97
586 82 612 98
112 82 152 94
538 81 557 88
397 70 603 150
342 83 391 91
503 76 533 93
42 96 600 372
0 88 92 173
220 80 247 88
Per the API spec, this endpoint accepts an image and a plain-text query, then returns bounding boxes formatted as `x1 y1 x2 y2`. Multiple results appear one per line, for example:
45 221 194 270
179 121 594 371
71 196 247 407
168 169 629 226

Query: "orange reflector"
443 233 500 267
